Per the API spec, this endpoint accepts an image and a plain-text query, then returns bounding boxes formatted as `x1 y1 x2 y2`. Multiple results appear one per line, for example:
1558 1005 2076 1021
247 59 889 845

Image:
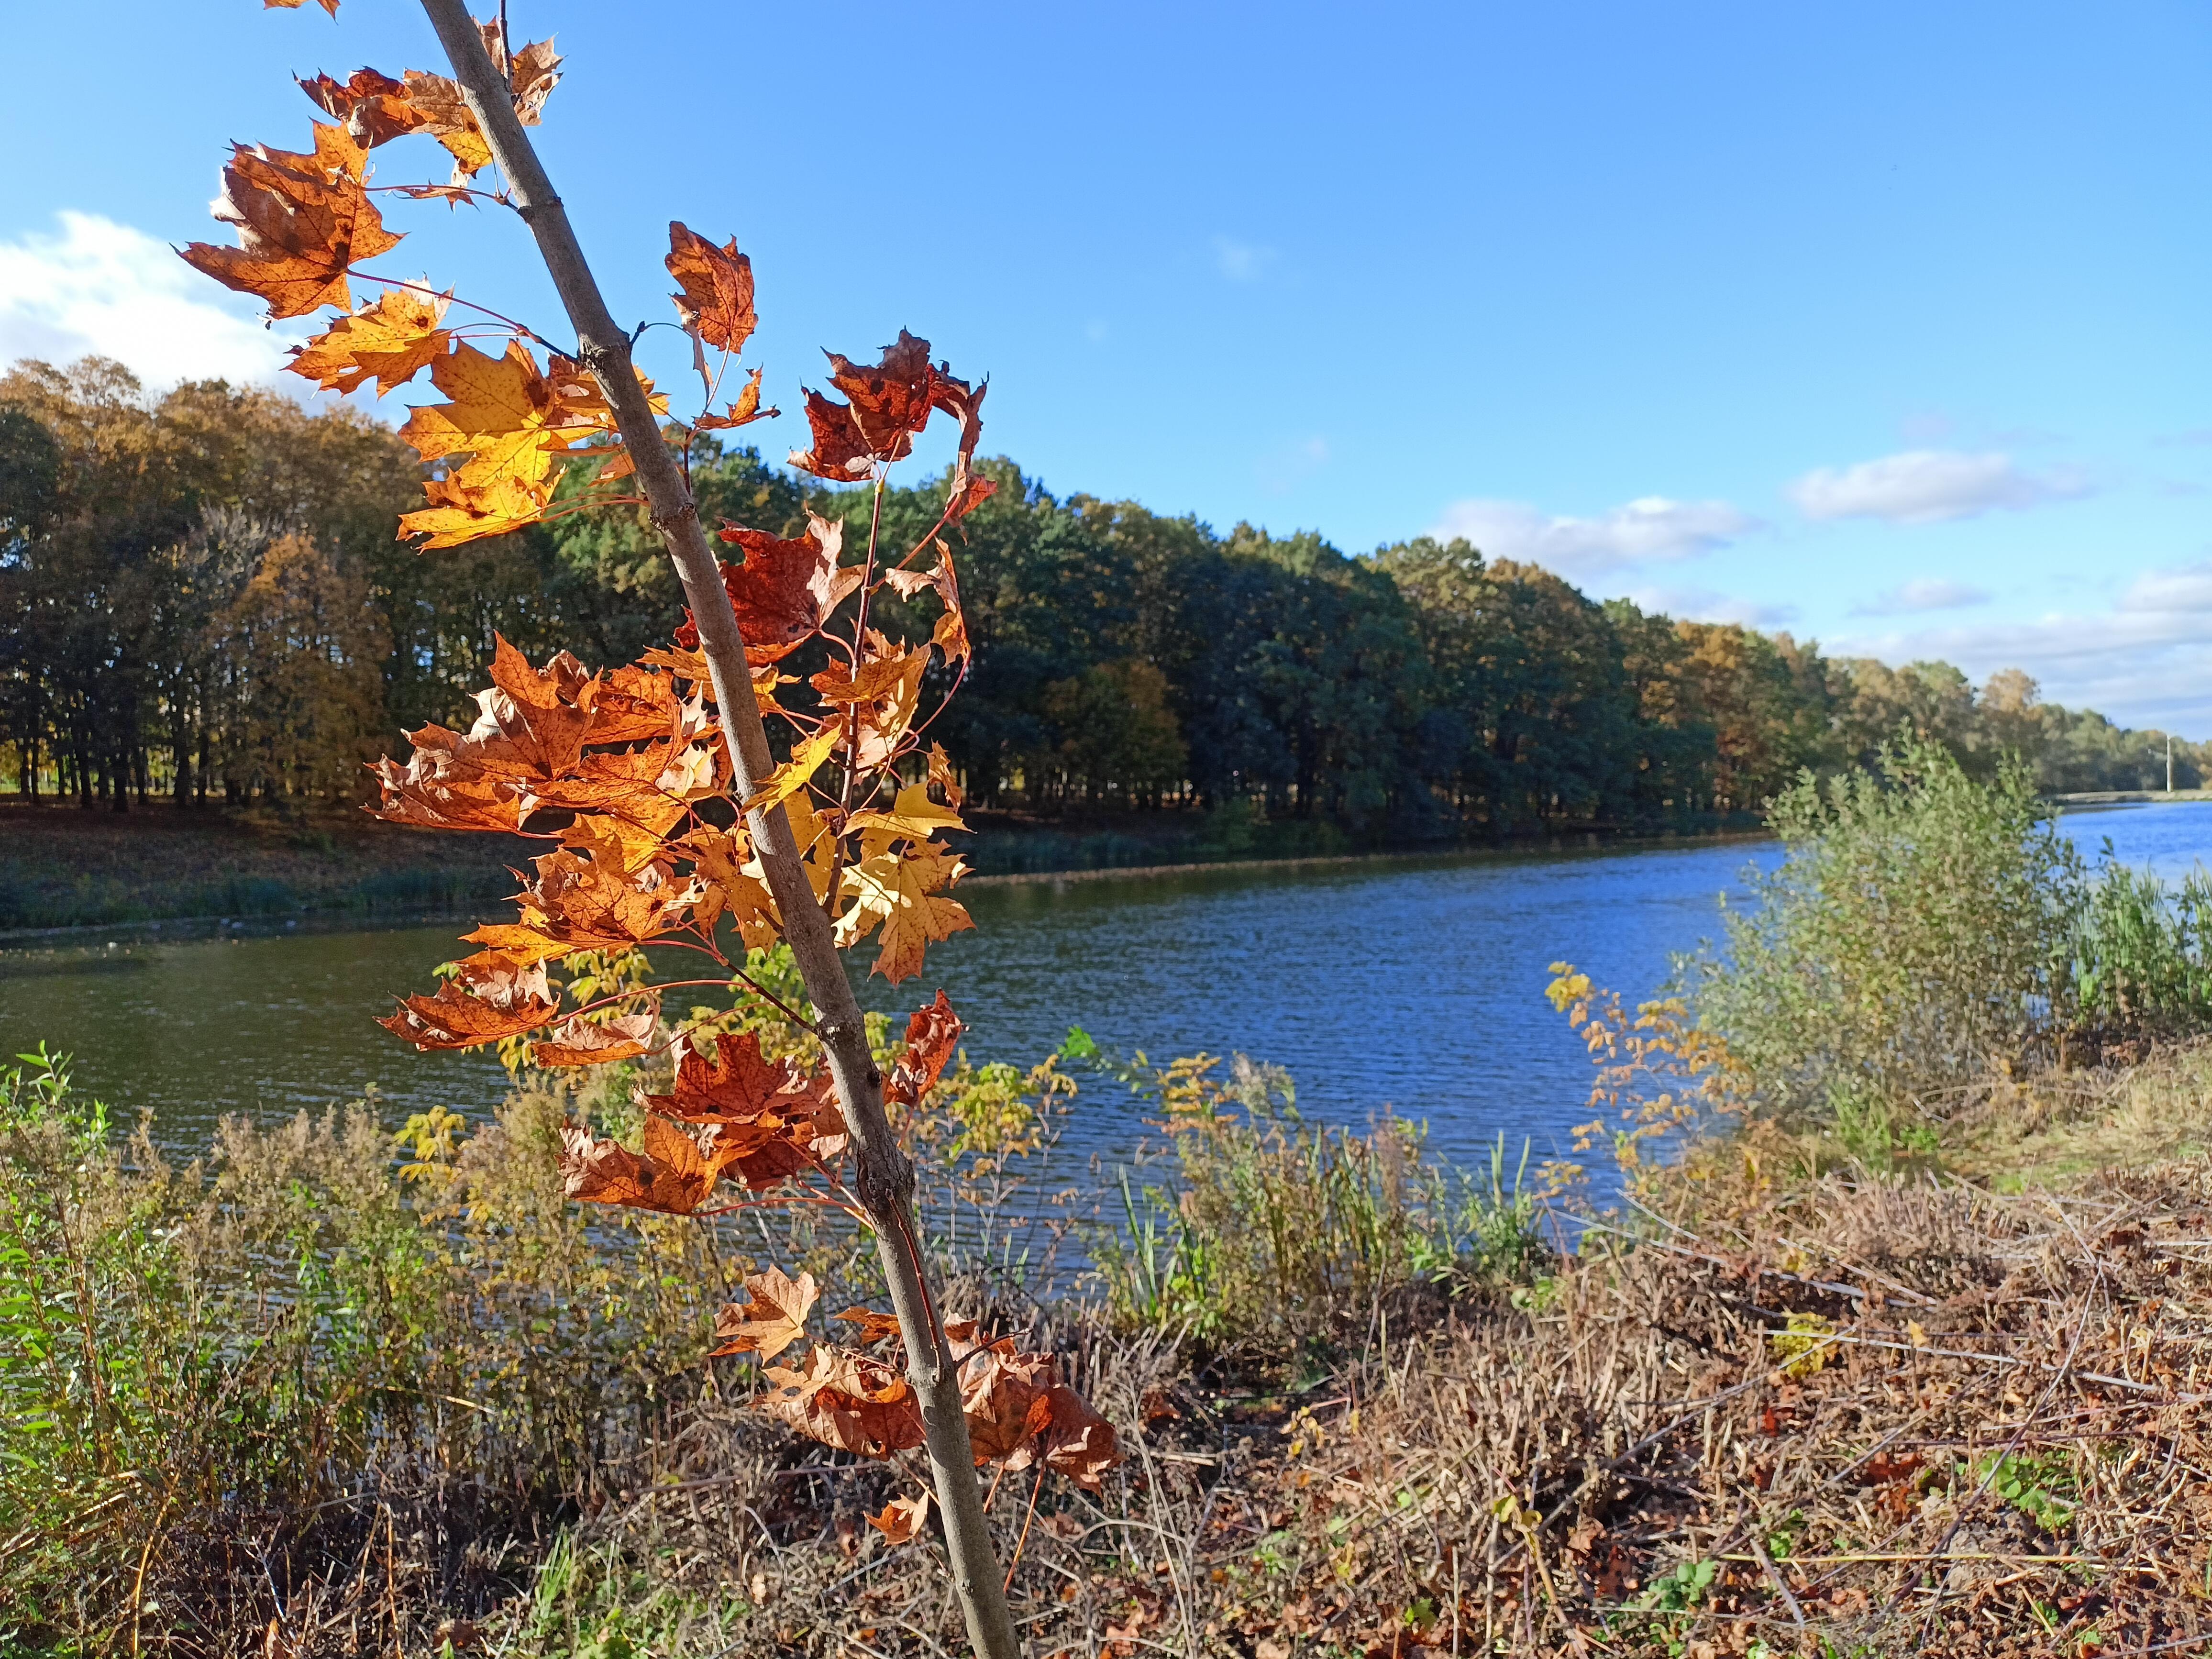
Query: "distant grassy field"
0 801 531 932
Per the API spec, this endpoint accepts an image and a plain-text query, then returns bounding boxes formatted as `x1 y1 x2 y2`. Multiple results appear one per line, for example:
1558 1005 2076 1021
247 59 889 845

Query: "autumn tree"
178 9 1114 1656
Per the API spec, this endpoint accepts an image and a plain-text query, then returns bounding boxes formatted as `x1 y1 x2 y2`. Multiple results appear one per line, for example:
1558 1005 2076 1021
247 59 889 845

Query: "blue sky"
5 1 2209 731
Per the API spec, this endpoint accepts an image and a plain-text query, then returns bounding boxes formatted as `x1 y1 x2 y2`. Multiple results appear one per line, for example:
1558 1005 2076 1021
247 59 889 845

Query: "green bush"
1690 730 2085 1122
2063 854 2212 1044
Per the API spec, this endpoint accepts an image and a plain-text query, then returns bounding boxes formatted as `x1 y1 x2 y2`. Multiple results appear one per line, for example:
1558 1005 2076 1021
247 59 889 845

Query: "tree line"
0 355 2198 834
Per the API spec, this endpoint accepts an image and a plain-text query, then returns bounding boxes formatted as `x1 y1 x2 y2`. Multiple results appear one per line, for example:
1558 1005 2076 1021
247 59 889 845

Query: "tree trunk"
413 9 1021 1656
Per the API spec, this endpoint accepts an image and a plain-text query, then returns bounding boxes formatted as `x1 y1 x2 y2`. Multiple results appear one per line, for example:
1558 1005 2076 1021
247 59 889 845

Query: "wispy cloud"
0 211 307 389
1621 584 1800 627
1851 576 1992 617
1256 435 1328 494
1212 235 1276 282
1835 555 2212 734
1788 449 2088 525
2118 560 2212 614
1428 495 1755 578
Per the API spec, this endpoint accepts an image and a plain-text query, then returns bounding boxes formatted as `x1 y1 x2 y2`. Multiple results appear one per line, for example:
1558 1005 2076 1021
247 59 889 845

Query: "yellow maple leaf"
743 724 841 815
286 288 451 396
836 846 973 984
398 475 554 549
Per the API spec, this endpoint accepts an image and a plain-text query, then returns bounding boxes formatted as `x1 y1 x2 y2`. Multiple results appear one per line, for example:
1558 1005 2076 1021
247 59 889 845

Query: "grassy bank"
5 1026 2211 1659
7 737 2212 1657
0 801 531 933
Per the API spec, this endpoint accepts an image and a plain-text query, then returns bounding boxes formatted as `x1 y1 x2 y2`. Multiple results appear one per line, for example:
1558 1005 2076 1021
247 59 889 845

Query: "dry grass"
14 1043 2212 1658
399 1138 2207 1659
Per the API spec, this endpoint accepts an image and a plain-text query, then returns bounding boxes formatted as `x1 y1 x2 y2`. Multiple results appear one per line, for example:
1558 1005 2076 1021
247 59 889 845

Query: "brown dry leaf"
379 953 555 1049
693 366 776 431
520 846 700 951
865 1493 930 1545
834 1308 905 1345
477 25 562 124
297 67 421 147
827 329 935 448
837 846 973 984
373 637 603 819
531 1010 657 1069
961 1346 1123 1490
930 361 987 470
665 222 758 355
709 1267 818 1360
758 1344 926 1460
786 330 940 479
265 0 340 16
885 990 963 1107
398 70 493 180
180 129 400 319
927 743 964 811
787 389 876 481
558 1114 726 1215
287 287 450 396
638 1033 849 1191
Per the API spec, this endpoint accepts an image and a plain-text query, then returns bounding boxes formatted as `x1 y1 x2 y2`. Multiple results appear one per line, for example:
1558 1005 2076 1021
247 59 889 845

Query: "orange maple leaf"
709 1267 818 1361
179 127 400 319
865 1493 931 1545
759 1344 927 1460
378 953 556 1049
297 66 422 148
531 1010 657 1069
559 1114 733 1216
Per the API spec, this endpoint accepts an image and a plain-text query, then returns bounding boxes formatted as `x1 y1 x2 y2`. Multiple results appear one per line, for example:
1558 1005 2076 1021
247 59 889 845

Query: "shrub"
2062 854 2212 1047
1688 730 2084 1122
1098 1053 1553 1347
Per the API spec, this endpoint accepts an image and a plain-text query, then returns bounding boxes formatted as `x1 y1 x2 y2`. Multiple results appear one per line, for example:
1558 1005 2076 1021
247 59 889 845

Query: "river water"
5 800 2209 1169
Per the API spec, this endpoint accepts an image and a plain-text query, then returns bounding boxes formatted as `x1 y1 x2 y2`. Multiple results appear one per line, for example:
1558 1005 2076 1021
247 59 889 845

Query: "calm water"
6 800 2210 1169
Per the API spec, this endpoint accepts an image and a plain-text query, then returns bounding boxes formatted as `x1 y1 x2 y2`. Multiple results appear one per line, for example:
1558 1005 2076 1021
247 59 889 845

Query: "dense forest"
1 355 2199 841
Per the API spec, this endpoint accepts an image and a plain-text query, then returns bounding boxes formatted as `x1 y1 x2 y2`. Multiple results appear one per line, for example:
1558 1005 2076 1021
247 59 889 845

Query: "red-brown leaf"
665 222 759 355
886 991 963 1108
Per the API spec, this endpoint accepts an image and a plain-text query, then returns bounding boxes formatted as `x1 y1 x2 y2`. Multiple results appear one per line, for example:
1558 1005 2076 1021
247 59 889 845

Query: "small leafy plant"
180 9 1111 1654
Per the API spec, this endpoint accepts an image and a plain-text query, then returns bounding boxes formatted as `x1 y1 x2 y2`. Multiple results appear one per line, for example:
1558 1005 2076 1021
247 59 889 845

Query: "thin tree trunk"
414 10 1021 1656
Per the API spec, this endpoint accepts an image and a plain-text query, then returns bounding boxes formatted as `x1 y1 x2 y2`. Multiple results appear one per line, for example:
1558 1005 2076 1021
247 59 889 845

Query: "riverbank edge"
0 827 1778 948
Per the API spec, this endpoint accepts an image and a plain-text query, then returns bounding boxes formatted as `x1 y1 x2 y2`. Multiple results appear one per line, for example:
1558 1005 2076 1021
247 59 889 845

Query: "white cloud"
1212 235 1276 282
1852 577 1992 617
1833 558 2212 735
1427 495 1755 577
1788 449 2087 525
1619 584 1799 627
2117 560 2212 614
0 211 308 389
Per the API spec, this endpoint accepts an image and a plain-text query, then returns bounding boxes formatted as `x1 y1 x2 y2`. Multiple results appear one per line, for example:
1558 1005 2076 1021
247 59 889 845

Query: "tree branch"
412 7 1019 1654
